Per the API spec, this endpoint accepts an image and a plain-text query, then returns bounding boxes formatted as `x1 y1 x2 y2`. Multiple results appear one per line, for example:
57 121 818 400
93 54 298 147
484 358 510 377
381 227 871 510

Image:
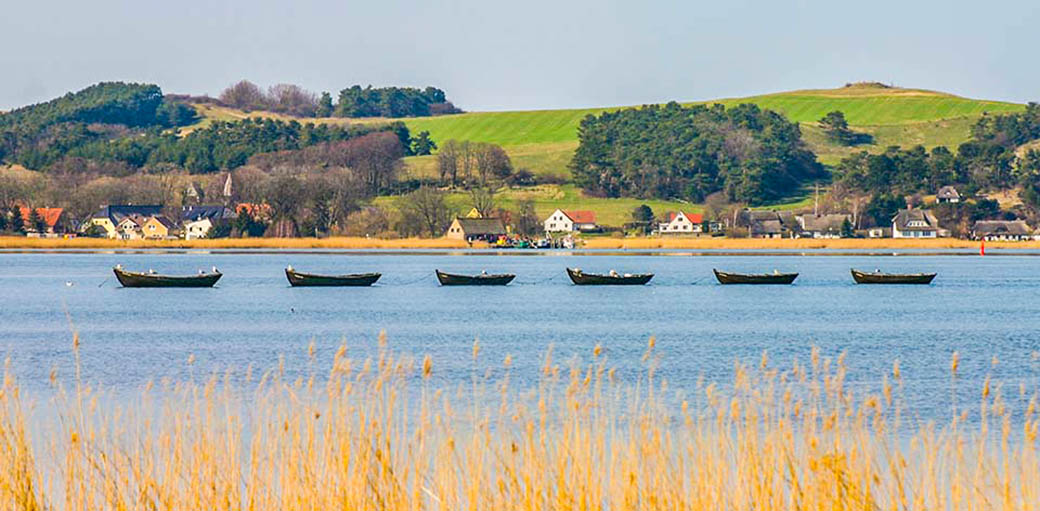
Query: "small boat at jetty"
713 269 798 285
435 269 516 286
113 265 222 288
851 268 936 285
285 266 381 287
566 268 654 286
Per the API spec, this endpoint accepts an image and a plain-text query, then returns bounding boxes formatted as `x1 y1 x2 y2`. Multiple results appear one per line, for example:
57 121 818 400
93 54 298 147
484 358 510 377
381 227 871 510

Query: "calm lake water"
2 249 1039 420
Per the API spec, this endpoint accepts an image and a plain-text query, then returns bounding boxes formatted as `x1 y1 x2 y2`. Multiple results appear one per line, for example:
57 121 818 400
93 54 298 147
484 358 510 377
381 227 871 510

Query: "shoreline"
0 235 1023 250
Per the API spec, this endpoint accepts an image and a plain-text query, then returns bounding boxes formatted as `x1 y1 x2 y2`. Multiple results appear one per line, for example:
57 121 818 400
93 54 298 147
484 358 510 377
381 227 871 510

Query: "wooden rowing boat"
113 266 222 288
851 268 936 284
285 267 381 287
566 268 654 286
713 269 798 285
435 269 516 286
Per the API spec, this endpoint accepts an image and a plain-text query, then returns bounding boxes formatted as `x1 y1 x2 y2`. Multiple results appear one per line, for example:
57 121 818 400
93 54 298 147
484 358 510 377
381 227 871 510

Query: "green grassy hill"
399 83 1021 147
188 83 1024 225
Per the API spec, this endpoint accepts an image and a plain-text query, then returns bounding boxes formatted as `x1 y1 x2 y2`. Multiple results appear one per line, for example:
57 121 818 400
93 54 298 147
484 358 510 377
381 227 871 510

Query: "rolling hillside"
186 83 1025 225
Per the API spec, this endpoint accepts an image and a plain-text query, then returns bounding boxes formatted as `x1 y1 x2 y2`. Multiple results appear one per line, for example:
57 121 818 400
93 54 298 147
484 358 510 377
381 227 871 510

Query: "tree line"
835 103 1040 201
570 102 824 205
0 82 197 167
216 81 462 118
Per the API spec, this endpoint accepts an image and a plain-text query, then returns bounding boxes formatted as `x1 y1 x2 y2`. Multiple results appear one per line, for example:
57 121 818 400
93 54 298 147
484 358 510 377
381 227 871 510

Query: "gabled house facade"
141 215 178 240
892 209 942 238
658 212 704 234
543 209 597 233
936 186 961 204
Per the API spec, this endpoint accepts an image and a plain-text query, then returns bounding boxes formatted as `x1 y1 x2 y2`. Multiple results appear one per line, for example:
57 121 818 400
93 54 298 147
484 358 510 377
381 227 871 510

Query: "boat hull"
286 269 381 287
851 269 936 284
713 269 798 285
435 270 515 286
566 268 654 285
114 268 222 288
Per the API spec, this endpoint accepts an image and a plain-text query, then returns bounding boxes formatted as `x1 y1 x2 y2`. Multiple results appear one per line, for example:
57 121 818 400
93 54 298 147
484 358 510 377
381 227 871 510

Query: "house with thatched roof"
972 220 1032 241
936 185 961 204
892 209 943 238
446 217 507 242
796 213 852 239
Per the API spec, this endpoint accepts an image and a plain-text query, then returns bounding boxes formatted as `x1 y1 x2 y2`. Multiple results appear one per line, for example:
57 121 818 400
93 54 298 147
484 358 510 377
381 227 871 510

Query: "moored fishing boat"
285 266 381 287
851 268 936 284
566 268 654 286
713 269 798 285
435 269 516 286
113 265 222 288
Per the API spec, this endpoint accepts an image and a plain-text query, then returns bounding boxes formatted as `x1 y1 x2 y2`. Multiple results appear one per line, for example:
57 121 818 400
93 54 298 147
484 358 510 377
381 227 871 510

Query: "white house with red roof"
543 209 598 233
658 211 704 234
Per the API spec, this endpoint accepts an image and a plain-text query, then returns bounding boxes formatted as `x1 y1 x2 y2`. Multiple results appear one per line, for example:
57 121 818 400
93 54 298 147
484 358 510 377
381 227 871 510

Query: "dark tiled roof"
454 218 506 235
181 205 236 221
93 205 163 223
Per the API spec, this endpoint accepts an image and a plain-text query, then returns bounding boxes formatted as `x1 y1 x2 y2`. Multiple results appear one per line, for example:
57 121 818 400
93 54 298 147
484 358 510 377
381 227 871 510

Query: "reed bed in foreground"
1 337 1038 510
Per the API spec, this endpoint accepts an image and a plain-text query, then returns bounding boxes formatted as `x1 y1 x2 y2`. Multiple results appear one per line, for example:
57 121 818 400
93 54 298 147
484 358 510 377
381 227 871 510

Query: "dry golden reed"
0 341 1037 510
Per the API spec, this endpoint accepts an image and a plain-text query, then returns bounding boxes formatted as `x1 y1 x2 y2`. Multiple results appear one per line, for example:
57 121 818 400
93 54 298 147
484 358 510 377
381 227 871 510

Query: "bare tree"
261 170 304 237
437 140 459 186
514 199 540 236
219 80 266 111
474 143 512 184
396 187 454 238
268 84 318 117
469 187 496 217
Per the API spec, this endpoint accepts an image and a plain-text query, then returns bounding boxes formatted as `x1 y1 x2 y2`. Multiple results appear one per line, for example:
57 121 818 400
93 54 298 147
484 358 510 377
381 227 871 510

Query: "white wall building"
544 209 597 233
658 212 703 234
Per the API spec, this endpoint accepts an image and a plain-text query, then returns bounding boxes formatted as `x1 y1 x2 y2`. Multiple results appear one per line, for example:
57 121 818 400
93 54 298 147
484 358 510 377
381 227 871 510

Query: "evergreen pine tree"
9 207 25 233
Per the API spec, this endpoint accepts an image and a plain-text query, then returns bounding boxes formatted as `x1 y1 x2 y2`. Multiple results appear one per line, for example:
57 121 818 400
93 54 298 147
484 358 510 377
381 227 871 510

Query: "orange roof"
667 211 703 224
19 207 63 228
564 210 596 224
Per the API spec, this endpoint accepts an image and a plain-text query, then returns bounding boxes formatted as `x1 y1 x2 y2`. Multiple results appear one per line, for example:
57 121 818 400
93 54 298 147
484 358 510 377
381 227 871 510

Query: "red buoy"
980 239 986 256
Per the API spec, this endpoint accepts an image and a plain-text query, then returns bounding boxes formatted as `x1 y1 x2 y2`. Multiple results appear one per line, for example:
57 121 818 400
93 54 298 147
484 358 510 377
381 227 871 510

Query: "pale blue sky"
1 0 1037 111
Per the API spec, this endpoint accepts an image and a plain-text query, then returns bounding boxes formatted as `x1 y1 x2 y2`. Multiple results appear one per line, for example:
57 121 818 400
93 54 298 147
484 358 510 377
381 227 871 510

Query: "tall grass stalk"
2 340 1038 510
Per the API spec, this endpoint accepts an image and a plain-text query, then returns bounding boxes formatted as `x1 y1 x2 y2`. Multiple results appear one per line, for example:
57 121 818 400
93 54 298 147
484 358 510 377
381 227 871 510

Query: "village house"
543 209 597 233
445 217 507 242
796 213 852 239
141 215 179 240
936 185 961 204
182 205 236 240
972 220 1032 241
892 209 942 238
745 210 795 238
115 214 148 240
86 205 164 238
18 207 66 236
658 211 704 234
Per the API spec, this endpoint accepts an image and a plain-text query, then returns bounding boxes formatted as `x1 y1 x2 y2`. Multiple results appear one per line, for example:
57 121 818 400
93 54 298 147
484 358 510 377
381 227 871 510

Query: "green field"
191 83 1023 226
397 84 1022 148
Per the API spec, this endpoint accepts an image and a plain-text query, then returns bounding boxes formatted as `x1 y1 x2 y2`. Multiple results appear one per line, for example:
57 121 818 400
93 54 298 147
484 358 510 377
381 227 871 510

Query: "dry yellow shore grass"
1 336 1038 510
2 235 1033 251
